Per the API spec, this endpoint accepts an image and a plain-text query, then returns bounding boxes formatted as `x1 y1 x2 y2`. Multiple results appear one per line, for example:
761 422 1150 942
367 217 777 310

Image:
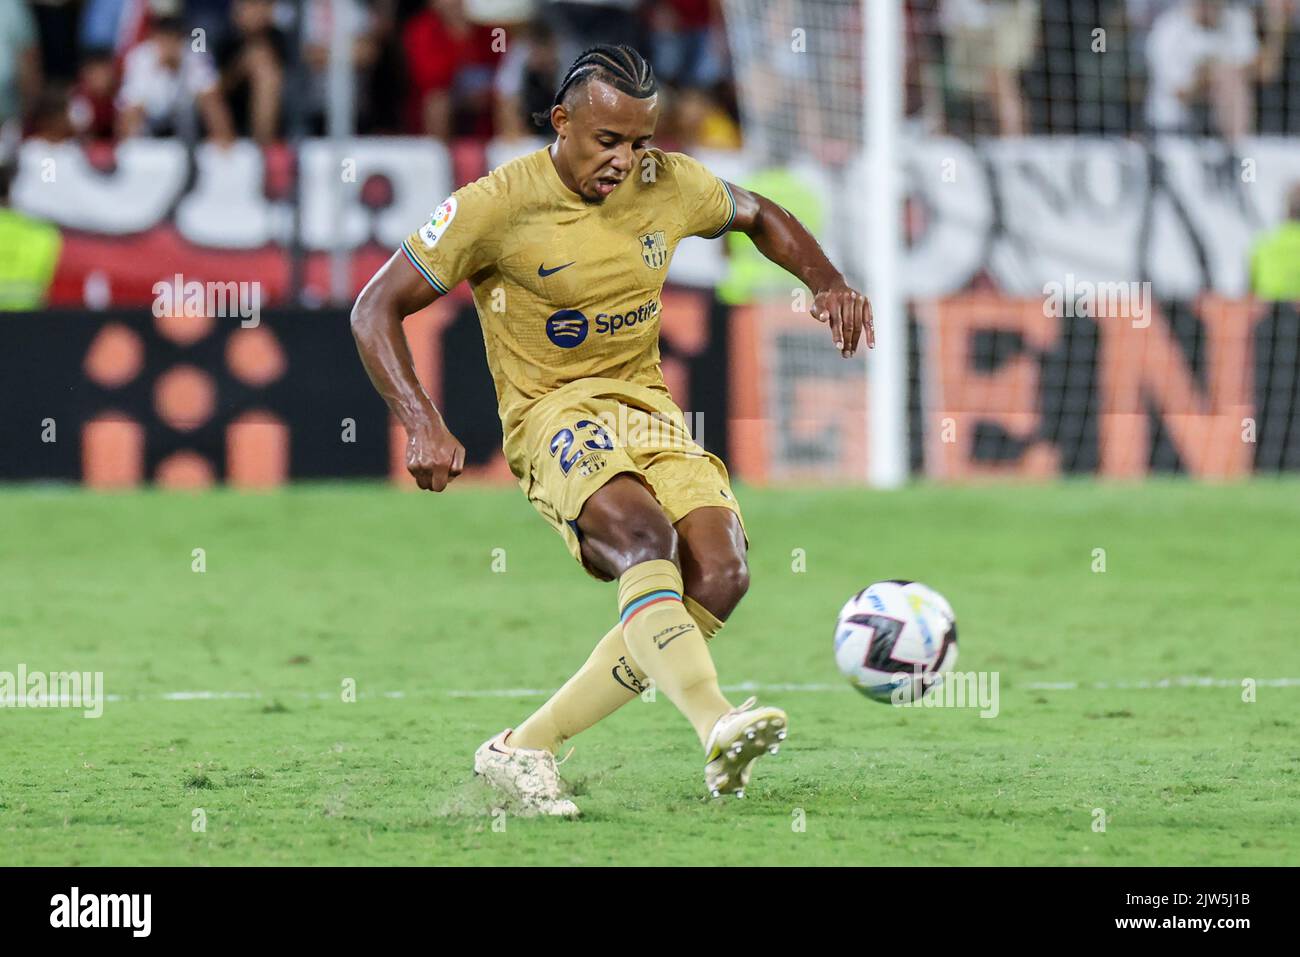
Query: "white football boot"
473 730 580 818
703 696 788 799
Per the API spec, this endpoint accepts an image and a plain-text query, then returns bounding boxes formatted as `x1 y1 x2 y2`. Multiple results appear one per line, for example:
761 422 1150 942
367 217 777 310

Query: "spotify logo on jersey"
546 310 589 348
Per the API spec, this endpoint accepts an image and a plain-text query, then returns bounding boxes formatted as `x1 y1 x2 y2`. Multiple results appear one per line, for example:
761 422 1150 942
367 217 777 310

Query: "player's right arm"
352 180 504 491
350 253 465 492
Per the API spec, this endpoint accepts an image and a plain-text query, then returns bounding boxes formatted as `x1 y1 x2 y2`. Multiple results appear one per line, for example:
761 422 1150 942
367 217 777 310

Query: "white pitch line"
442 678 1300 697
1021 677 1300 690
8 677 1299 709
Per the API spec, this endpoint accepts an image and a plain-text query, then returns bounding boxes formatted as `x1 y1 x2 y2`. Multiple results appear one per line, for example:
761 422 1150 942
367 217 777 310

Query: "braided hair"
532 45 658 129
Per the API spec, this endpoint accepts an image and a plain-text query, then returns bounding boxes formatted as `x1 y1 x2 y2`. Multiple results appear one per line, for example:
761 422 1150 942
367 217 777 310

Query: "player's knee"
691 554 750 620
581 507 679 578
617 517 678 568
578 476 679 575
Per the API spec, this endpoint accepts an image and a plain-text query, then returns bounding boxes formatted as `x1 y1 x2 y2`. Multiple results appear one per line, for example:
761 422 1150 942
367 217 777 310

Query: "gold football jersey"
401 145 736 476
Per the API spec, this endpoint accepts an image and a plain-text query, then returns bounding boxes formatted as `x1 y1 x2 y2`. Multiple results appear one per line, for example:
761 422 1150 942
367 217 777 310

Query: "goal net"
721 0 878 483
721 0 1300 482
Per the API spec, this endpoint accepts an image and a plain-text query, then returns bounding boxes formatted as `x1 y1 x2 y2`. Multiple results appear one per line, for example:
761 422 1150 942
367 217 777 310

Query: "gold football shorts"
513 377 744 579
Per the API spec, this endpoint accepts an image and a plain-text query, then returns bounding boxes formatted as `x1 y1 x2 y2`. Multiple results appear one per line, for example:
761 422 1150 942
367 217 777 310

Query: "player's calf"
683 555 749 622
677 506 751 621
577 479 735 742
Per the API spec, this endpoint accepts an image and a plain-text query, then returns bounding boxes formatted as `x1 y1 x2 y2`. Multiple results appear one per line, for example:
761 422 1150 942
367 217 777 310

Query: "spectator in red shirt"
403 0 501 139
68 48 118 141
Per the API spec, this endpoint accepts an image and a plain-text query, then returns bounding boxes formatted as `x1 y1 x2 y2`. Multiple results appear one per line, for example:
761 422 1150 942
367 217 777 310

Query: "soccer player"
351 45 872 815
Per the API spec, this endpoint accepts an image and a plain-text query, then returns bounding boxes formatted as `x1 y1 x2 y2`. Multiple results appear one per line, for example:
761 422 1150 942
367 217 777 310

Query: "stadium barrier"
11 136 1300 307
2 295 1297 486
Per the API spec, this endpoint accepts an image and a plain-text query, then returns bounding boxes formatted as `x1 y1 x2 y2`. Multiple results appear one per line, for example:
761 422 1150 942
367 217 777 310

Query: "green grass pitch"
1 480 1297 865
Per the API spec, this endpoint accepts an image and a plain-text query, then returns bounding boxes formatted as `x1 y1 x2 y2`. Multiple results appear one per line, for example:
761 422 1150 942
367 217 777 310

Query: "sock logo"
651 622 695 650
611 656 647 694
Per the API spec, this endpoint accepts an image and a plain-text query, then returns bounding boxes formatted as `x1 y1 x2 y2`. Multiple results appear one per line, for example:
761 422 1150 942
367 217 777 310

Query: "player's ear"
551 104 569 138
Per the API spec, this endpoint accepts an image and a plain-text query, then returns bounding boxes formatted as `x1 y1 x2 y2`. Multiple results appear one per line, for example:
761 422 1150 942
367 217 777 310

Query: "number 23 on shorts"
548 419 616 475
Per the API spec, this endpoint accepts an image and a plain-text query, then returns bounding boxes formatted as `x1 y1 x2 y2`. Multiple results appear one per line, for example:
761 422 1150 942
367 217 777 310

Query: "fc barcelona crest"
639 230 668 269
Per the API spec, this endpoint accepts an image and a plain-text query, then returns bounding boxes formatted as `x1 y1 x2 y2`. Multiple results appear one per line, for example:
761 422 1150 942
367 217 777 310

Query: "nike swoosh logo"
655 624 696 650
611 665 643 694
538 261 576 277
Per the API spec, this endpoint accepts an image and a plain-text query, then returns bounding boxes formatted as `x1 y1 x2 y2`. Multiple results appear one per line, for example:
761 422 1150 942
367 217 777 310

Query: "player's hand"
406 417 465 492
811 283 875 357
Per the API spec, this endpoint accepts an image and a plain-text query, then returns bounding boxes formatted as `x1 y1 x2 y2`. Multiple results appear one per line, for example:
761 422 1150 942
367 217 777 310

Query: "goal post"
864 0 908 488
721 0 909 487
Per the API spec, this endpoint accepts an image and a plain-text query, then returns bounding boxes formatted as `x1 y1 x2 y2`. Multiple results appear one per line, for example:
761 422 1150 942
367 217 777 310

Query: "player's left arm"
725 182 874 358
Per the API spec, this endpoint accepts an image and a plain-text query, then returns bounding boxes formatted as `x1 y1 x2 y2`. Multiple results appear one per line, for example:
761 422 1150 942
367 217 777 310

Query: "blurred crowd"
914 0 1300 138
3 0 1300 152
0 0 740 149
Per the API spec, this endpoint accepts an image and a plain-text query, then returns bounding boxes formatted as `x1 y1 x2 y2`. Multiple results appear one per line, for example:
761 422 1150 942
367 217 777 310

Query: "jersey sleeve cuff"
704 180 738 239
401 240 451 295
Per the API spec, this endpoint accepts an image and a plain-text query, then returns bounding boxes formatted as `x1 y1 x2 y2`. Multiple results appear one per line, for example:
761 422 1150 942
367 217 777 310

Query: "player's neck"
547 141 585 200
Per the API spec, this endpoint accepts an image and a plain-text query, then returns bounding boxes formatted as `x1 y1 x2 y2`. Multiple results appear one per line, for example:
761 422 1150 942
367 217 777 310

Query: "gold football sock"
508 596 726 753
618 559 732 745
509 623 649 753
684 595 724 641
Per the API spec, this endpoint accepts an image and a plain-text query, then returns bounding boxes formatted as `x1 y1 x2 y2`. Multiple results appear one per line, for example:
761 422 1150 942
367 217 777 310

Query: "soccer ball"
833 580 958 703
